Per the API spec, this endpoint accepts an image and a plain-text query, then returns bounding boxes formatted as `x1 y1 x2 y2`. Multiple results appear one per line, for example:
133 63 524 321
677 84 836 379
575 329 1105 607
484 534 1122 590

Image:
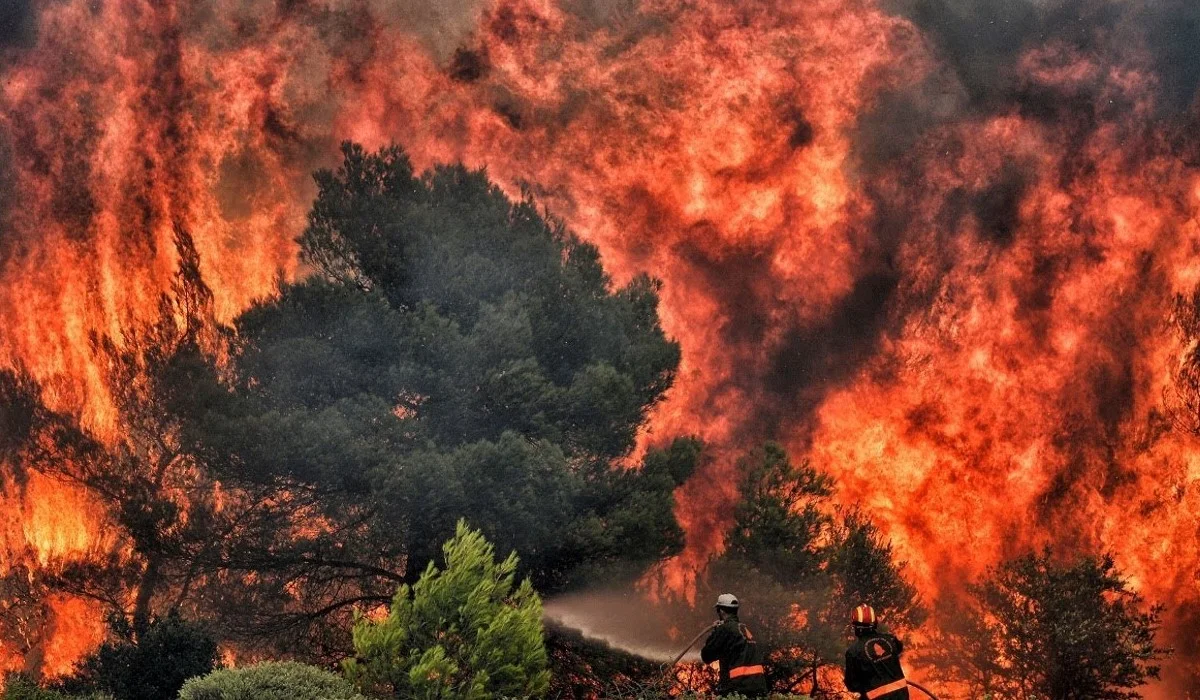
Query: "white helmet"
715 593 739 610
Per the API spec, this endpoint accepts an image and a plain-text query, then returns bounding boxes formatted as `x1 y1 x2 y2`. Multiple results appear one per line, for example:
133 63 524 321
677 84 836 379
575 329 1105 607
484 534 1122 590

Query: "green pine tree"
344 521 550 699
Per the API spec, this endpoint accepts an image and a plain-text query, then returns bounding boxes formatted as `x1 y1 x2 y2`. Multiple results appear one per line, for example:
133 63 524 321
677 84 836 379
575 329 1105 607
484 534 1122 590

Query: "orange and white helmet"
852 604 877 627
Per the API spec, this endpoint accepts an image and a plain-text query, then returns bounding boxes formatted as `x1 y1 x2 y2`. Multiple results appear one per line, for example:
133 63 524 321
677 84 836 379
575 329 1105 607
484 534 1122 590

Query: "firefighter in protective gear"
700 593 769 698
844 604 909 699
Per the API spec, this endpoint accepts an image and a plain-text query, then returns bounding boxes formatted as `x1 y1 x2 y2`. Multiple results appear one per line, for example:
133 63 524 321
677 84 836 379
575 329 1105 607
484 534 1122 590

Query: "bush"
177 662 367 700
1 674 111 700
543 623 664 699
922 551 1168 699
59 615 217 700
1 675 68 700
344 521 550 699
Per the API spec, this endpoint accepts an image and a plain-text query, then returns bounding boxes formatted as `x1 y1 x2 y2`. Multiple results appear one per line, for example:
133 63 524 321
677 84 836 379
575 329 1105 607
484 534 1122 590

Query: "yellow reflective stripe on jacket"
729 664 765 678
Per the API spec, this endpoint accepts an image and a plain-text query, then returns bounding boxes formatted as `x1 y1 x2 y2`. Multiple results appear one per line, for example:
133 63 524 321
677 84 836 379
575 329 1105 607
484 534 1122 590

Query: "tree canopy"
344 521 550 699
0 142 688 665
165 142 687 652
923 551 1168 700
691 443 924 696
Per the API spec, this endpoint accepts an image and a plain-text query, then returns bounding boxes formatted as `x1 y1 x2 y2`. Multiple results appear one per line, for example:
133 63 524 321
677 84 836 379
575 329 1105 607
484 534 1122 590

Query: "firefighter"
700 593 769 698
844 604 909 699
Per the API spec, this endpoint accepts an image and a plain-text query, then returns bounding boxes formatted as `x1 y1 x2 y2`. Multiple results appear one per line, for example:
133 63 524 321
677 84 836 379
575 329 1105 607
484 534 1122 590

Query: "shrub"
344 521 550 699
59 615 217 700
1 674 112 700
177 662 367 700
1 675 68 700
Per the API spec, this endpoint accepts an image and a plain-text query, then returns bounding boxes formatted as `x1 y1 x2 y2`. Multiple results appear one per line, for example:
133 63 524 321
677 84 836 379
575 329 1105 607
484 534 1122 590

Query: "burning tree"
0 228 233 672
0 144 690 669
691 443 924 697
923 551 1169 700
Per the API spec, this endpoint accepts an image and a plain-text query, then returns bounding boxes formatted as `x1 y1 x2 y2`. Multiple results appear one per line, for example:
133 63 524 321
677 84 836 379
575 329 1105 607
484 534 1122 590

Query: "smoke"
177 0 486 63
882 0 1200 113
858 0 1200 185
363 0 487 63
1138 1 1200 112
558 0 641 31
0 0 34 48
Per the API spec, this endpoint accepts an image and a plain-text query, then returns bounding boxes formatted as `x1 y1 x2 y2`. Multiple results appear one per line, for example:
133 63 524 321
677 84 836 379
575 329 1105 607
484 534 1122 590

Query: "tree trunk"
132 556 162 638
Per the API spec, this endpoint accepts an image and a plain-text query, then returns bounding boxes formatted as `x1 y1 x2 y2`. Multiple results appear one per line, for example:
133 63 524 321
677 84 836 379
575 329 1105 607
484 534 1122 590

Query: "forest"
0 144 1169 700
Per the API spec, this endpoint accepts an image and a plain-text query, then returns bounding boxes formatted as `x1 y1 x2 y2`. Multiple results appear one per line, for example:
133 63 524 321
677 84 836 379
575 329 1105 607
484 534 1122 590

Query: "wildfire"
9 471 111 568
2 0 1200 693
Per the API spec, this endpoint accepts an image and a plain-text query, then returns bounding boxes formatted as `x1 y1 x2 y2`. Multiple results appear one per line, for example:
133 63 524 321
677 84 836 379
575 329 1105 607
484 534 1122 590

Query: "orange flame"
2 0 1200 692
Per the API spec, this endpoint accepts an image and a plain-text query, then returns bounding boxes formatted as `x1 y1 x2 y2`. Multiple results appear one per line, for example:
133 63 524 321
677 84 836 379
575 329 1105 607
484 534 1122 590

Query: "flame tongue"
1 0 1199 690
0 0 304 439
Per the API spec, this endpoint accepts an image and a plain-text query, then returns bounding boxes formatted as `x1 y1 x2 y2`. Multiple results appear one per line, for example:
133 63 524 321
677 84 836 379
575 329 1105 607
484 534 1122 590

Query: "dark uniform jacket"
844 631 909 699
700 616 769 697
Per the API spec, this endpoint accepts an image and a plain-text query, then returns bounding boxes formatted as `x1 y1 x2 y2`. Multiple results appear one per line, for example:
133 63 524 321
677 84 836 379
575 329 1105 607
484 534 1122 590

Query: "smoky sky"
857 0 1200 176
0 0 34 49
1139 0 1200 112
883 0 1200 113
670 234 901 448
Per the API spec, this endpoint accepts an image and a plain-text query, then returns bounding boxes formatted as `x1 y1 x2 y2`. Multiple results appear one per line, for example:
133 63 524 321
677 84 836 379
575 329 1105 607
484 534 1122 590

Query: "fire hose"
833 677 941 699
662 624 941 700
663 622 717 669
906 680 939 699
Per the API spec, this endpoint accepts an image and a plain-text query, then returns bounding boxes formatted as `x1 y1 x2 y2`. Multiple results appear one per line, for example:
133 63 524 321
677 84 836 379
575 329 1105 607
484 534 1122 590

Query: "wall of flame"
1 0 1199 693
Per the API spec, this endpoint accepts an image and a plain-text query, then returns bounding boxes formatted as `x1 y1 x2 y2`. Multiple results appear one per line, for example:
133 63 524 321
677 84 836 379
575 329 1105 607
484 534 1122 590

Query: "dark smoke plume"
0 0 34 48
884 0 1200 113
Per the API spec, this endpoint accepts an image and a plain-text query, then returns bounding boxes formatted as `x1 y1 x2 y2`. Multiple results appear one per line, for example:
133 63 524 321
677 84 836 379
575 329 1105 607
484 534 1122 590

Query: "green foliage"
344 521 550 699
58 614 218 700
696 443 924 697
1 675 72 700
172 142 686 650
0 143 686 667
923 551 1169 700
288 142 678 461
177 662 367 700
726 443 833 582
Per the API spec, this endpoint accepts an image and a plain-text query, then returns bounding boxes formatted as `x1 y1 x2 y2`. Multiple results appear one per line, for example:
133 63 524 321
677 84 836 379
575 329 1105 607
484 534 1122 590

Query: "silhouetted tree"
923 551 1168 699
60 614 219 700
698 443 924 697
